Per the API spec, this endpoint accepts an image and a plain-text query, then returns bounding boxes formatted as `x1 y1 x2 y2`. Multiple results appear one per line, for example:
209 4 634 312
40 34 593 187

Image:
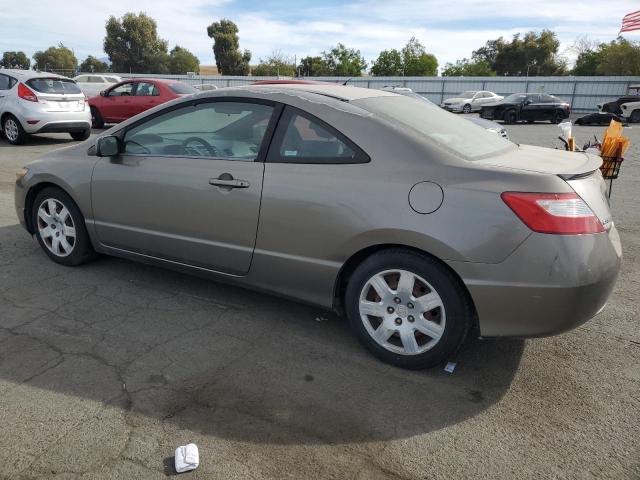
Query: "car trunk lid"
26 77 86 112
478 144 613 229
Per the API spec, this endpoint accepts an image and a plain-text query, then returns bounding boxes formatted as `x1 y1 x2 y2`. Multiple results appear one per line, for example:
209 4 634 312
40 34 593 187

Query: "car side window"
88 76 104 83
135 82 159 96
0 74 14 90
526 94 540 103
123 101 274 161
75 75 89 83
268 108 369 164
540 94 556 103
109 83 133 96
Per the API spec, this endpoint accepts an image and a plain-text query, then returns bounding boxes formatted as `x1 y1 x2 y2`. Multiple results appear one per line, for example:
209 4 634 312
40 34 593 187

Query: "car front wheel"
462 104 472 114
70 129 90 141
32 187 95 266
503 110 517 124
345 249 471 369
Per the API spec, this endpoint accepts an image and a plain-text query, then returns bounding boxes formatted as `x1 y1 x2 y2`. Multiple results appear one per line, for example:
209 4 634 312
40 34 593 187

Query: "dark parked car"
575 112 626 126
480 93 571 124
88 79 197 128
597 84 640 115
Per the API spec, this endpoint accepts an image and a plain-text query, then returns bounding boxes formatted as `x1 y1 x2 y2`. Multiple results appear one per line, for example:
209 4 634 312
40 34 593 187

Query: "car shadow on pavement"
0 223 525 445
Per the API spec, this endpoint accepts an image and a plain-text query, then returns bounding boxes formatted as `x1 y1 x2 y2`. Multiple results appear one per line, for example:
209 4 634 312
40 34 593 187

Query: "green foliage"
596 38 640 75
104 12 169 73
79 55 109 73
207 19 251 75
32 44 77 71
298 56 330 76
252 51 295 76
370 49 403 76
0 51 30 69
401 37 438 76
473 30 566 76
321 43 367 76
168 46 200 74
441 58 495 76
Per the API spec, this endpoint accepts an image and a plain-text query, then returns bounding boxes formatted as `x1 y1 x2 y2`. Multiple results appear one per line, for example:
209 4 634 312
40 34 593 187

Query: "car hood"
475 144 602 176
443 97 472 104
466 117 503 130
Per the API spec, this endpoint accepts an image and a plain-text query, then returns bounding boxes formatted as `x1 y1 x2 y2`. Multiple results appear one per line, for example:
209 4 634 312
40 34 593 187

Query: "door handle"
209 176 250 189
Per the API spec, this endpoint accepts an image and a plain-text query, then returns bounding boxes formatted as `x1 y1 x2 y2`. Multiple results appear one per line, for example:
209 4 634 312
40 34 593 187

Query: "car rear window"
26 78 82 94
356 95 515 161
168 82 197 94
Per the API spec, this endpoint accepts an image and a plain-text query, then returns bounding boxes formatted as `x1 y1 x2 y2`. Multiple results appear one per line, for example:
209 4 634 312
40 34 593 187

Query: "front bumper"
441 104 463 112
36 121 91 134
449 225 622 337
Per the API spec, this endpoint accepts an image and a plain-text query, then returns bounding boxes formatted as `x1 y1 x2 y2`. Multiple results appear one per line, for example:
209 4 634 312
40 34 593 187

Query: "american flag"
621 10 640 33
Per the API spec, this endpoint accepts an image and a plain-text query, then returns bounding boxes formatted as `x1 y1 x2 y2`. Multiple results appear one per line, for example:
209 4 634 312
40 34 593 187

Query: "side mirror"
524 100 532 105
100 90 107 97
96 135 120 157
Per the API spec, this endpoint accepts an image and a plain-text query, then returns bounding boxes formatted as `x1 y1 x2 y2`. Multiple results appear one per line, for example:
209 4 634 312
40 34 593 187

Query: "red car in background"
88 79 197 128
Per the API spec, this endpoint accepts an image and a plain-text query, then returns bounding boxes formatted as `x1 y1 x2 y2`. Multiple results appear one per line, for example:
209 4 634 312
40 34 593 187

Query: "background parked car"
480 93 570 124
193 84 218 91
0 69 90 145
88 79 197 128
441 91 503 113
72 74 122 97
575 112 627 126
597 84 640 116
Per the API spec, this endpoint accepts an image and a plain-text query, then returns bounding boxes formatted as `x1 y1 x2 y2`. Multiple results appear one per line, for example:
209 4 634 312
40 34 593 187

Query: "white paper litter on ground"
444 361 457 373
175 443 199 473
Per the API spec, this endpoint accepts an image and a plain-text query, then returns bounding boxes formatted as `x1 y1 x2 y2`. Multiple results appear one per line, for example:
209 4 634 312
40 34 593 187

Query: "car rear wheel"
462 104 472 114
2 114 28 145
551 111 562 124
32 187 95 266
70 130 90 141
91 107 104 129
345 249 471 369
503 110 517 124
630 110 640 123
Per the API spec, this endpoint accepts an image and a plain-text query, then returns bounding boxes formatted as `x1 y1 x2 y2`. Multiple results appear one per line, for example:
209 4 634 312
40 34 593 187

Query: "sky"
0 0 638 70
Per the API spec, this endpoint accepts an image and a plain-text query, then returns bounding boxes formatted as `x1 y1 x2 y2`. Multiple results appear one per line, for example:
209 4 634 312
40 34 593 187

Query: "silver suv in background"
0 69 91 145
72 74 122 97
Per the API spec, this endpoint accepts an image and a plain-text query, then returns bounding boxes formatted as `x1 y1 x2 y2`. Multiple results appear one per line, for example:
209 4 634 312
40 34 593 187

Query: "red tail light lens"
18 83 38 102
501 192 604 234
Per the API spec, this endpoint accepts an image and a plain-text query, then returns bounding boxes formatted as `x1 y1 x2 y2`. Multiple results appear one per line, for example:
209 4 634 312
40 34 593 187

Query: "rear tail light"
501 192 604 234
18 83 38 102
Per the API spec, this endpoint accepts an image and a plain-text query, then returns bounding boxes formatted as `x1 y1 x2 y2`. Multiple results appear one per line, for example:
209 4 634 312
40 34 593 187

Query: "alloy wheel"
4 118 19 142
358 269 446 355
36 198 76 257
463 104 471 114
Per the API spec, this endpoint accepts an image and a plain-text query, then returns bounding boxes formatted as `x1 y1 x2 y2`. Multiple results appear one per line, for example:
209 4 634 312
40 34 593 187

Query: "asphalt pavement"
0 118 638 479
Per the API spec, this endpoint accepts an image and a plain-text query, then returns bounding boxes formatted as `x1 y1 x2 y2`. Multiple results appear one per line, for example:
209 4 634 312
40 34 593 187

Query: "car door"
129 81 161 116
91 99 278 275
520 94 540 120
101 82 135 121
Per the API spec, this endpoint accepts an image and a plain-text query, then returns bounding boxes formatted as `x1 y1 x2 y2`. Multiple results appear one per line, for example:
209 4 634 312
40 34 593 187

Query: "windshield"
356 95 514 161
503 93 527 103
458 91 476 98
26 78 81 94
169 82 198 94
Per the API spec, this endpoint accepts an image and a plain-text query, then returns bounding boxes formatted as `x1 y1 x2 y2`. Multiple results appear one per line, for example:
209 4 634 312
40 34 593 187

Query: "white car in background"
0 69 91 145
72 73 122 97
441 90 503 113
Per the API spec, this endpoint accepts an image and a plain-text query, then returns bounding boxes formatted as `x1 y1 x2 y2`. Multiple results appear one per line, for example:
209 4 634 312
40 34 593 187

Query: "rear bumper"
449 225 622 337
12 104 91 134
36 121 90 133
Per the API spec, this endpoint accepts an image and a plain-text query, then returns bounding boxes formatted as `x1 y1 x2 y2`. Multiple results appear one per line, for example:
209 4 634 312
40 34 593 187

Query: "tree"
370 49 403 76
401 37 438 76
596 38 640 75
207 19 251 75
32 44 77 72
104 12 169 73
321 43 367 76
0 51 30 69
473 30 566 76
168 46 200 74
79 55 109 73
298 56 330 76
442 58 495 76
572 50 602 75
252 50 295 76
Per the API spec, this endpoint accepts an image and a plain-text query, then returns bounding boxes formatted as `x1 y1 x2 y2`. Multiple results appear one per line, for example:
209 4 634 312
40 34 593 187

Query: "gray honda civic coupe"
14 84 622 369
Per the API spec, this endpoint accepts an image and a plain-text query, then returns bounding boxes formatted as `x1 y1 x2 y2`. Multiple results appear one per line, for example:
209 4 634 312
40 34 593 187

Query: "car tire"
630 110 640 123
344 249 472 369
70 129 90 141
2 114 28 145
503 110 517 124
526 119 535 124
91 107 105 129
551 111 562 124
32 187 95 267
462 104 472 114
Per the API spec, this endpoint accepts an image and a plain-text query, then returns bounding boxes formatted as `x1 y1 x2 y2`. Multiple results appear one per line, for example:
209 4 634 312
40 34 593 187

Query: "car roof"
242 84 398 102
0 69 70 80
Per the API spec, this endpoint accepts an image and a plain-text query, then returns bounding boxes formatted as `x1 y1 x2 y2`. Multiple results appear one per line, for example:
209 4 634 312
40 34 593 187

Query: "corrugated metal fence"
111 73 640 113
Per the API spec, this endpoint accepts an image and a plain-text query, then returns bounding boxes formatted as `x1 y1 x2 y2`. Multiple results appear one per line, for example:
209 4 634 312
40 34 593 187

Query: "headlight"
16 167 29 180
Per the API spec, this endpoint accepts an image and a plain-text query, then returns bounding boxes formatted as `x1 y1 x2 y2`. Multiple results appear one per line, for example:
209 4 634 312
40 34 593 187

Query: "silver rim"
36 198 76 257
359 269 446 355
4 118 19 142
463 104 471 113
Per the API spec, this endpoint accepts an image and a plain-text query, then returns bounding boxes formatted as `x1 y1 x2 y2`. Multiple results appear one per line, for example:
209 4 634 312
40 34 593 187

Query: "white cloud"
0 0 638 69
